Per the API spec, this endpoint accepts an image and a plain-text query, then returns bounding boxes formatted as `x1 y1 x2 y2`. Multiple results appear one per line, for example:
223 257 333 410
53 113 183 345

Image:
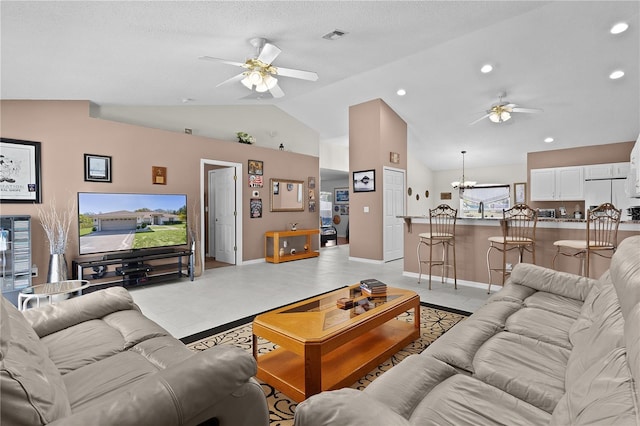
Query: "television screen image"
78 192 188 256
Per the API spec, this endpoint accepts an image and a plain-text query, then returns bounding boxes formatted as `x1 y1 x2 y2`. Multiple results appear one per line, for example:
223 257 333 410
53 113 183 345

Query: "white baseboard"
240 258 266 266
349 257 385 264
402 271 500 293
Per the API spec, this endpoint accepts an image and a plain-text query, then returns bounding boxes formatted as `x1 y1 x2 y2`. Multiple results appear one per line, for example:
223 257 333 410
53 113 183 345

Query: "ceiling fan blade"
511 107 543 113
215 73 245 88
199 56 246 67
274 66 319 81
258 42 282 64
469 113 491 125
269 83 285 98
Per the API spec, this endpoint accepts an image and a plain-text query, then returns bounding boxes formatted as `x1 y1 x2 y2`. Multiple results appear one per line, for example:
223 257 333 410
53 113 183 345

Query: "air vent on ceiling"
322 29 348 40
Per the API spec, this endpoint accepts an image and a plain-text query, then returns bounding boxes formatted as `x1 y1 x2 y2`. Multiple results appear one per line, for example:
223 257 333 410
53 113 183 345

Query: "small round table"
18 280 91 311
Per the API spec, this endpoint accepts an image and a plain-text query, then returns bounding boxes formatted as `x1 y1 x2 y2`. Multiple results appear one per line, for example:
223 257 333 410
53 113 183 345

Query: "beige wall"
1 100 319 284
349 99 407 261
527 141 634 211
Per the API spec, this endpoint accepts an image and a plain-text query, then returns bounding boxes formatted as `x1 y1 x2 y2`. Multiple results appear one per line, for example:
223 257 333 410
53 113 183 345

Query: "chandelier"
451 150 476 193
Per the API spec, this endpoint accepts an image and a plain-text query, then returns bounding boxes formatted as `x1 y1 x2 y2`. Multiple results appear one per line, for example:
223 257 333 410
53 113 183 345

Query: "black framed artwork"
0 138 42 203
84 154 112 183
353 169 375 192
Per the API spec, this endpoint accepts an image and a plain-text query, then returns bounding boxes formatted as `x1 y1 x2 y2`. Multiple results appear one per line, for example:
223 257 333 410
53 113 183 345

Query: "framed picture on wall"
0 138 42 203
334 187 349 204
84 154 112 183
250 198 262 218
353 169 375 192
248 160 263 175
514 182 526 204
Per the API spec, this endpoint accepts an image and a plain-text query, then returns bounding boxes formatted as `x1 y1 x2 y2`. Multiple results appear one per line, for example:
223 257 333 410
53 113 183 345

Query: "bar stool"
417 204 457 290
486 204 537 293
552 202 621 277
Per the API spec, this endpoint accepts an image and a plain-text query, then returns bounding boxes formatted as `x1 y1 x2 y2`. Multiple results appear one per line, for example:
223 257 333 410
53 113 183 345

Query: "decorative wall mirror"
270 178 304 212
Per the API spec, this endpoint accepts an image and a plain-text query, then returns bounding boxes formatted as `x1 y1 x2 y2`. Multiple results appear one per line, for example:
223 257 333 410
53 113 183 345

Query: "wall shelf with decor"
264 229 319 264
72 247 193 290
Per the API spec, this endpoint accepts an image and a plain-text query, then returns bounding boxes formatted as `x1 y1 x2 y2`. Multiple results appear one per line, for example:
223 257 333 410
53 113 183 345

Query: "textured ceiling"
1 1 638 170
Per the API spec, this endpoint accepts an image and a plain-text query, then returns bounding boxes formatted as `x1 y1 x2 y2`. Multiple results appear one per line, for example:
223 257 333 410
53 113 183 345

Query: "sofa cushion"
609 235 640 320
410 373 551 426
63 351 160 412
505 307 573 349
422 300 521 373
364 354 458 419
551 347 639 425
0 297 72 425
486 282 535 303
523 292 582 319
473 332 570 413
510 262 597 301
565 287 625 388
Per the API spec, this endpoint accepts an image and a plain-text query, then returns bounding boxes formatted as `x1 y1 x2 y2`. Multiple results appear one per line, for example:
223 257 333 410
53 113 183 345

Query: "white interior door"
383 167 405 262
213 167 236 264
207 170 216 257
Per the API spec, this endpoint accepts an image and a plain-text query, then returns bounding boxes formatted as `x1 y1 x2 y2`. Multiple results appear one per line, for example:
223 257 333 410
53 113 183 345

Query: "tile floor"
130 245 494 339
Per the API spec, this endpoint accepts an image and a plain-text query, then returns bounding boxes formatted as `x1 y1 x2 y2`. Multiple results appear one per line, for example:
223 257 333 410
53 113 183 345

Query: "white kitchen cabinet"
584 162 630 180
530 166 584 201
530 169 556 200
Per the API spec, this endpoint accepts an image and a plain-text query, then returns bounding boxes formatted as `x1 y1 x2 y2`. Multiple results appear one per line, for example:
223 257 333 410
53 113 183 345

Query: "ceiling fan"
470 92 543 125
199 38 318 99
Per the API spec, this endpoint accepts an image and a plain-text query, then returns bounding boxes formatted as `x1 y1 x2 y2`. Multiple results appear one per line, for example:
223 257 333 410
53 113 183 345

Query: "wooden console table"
265 229 320 263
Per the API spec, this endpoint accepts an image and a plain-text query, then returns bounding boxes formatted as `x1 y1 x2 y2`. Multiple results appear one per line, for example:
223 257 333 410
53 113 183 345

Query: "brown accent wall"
527 141 634 211
348 99 407 261
1 100 319 284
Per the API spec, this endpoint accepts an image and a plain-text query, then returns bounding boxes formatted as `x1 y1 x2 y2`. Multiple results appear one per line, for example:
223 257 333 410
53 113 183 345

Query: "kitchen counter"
398 216 640 233
399 215 639 288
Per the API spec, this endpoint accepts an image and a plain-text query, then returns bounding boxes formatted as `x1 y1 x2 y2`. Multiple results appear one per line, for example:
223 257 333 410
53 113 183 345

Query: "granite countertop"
398 215 640 224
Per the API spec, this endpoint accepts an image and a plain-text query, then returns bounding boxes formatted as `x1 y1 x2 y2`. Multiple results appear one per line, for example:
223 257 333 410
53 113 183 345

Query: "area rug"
186 303 468 425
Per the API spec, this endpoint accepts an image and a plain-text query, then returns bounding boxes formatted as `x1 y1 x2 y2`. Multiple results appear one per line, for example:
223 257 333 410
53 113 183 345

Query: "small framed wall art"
248 160 263 175
514 182 526 204
84 153 112 183
334 187 349 204
352 169 375 192
152 166 167 185
250 198 263 218
0 138 42 203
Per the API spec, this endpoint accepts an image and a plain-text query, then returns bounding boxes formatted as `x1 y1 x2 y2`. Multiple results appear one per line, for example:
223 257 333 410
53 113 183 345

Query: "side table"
18 280 91 311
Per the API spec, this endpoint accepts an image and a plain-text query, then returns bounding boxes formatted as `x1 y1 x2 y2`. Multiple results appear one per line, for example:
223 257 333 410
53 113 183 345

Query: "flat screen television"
78 192 188 256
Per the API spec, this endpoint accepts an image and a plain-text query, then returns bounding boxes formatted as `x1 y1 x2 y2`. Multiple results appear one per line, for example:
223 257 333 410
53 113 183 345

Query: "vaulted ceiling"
1 1 638 170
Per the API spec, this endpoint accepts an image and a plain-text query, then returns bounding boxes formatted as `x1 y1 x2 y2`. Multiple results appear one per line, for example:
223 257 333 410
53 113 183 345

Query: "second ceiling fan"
470 92 543 125
199 38 318 98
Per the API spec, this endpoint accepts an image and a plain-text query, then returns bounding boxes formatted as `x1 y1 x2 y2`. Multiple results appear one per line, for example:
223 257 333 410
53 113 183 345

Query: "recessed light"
544 137 554 143
610 22 629 34
480 64 493 73
609 70 625 80
397 88 406 96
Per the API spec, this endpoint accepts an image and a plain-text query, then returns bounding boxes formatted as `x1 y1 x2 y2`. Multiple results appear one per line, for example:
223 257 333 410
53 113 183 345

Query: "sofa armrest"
47 345 260 426
510 263 598 301
22 287 138 338
294 388 410 426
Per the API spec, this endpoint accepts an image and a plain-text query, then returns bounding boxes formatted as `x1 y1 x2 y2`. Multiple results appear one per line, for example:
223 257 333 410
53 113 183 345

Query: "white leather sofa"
1 286 269 426
295 235 640 425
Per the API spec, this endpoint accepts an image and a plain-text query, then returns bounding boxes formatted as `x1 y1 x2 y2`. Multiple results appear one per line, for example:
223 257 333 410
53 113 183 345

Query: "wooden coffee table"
252 284 420 402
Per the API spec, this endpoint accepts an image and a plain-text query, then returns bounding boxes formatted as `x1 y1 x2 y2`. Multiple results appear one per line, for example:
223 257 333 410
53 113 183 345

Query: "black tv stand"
73 247 193 291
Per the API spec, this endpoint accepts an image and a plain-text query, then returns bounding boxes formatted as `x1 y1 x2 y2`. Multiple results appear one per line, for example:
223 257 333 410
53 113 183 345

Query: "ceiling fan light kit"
200 37 318 99
470 91 542 125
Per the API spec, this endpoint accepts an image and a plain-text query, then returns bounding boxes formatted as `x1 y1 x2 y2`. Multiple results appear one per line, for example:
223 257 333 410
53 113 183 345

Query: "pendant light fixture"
451 150 476 194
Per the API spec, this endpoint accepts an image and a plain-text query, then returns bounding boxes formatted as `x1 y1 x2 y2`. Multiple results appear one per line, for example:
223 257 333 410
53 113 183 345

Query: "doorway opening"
200 159 243 270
